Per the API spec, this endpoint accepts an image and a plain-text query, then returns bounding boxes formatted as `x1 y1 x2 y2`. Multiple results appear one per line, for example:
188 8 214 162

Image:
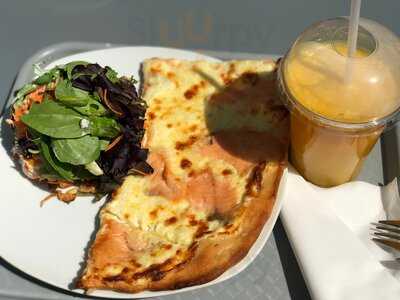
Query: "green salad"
9 61 152 199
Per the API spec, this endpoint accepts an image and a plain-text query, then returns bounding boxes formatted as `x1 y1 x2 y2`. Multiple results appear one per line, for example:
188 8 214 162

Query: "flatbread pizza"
78 58 289 292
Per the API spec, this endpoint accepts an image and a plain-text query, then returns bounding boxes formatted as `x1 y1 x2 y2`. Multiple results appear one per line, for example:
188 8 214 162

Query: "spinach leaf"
52 135 101 166
38 156 63 180
63 61 89 79
13 83 37 107
34 68 60 85
39 138 77 181
27 131 63 180
55 80 91 106
99 139 110 150
89 117 121 138
20 100 88 138
105 67 119 83
73 98 108 116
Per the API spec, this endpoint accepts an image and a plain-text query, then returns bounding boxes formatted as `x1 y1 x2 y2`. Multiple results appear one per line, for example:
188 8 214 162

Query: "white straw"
347 0 362 57
345 0 362 83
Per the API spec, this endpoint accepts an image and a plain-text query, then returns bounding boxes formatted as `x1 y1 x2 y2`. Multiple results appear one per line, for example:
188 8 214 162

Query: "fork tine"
373 238 400 251
379 220 400 227
374 231 400 241
374 225 400 235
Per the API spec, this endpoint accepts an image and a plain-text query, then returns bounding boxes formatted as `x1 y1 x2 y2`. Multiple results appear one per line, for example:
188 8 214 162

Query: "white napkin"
281 167 400 300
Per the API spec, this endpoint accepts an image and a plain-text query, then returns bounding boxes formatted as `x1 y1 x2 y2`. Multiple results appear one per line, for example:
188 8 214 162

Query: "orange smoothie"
282 41 399 186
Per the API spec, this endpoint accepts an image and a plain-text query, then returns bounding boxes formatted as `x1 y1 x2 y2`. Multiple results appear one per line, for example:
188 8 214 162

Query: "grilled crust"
78 58 289 293
77 156 285 293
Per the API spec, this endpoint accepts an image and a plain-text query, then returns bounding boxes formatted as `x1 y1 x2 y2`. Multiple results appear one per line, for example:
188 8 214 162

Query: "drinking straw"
345 0 362 82
347 0 362 57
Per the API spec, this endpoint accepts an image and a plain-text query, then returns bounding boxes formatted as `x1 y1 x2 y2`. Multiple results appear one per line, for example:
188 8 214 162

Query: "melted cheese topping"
106 177 219 267
101 59 281 272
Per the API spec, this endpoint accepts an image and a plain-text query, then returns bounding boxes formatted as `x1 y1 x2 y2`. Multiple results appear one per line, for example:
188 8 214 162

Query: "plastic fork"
371 220 400 251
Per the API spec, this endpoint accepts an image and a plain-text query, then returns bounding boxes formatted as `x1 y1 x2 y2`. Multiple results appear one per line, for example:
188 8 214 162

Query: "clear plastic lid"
281 17 400 128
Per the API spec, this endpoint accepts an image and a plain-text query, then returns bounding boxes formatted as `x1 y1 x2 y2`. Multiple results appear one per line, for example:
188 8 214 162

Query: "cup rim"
278 58 400 131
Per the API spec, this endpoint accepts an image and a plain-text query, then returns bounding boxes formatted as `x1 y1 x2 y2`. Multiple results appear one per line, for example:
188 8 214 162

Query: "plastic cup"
278 17 400 187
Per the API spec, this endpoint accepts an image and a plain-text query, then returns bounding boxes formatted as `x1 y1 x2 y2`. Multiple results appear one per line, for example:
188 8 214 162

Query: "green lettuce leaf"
55 80 91 107
52 135 101 166
21 100 88 138
89 117 121 138
39 138 78 181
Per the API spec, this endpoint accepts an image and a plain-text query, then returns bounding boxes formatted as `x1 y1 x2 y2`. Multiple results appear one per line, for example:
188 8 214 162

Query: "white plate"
0 46 286 298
